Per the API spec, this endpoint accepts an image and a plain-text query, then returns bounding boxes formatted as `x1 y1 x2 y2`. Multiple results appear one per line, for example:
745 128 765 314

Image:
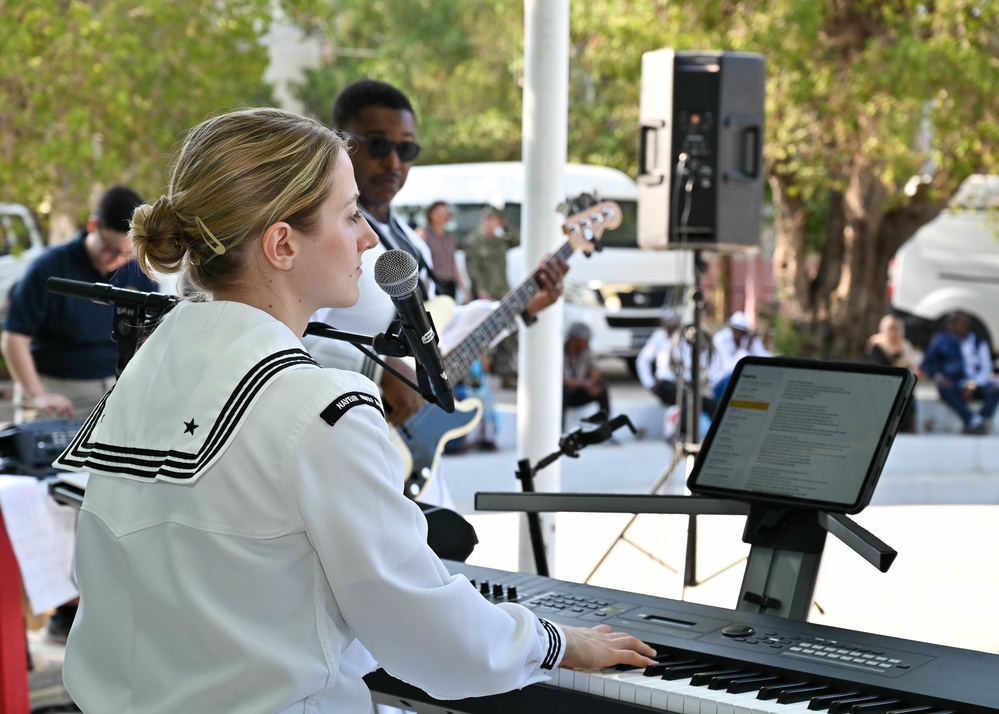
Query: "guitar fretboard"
442 240 576 382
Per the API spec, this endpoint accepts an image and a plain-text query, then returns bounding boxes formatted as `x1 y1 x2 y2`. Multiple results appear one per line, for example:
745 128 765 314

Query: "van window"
0 211 37 257
397 200 640 251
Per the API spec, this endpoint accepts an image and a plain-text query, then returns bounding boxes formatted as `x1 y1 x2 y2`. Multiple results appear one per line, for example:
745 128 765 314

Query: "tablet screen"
687 357 915 513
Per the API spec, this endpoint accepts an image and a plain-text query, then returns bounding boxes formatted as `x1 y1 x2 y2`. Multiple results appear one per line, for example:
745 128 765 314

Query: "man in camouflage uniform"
464 207 520 388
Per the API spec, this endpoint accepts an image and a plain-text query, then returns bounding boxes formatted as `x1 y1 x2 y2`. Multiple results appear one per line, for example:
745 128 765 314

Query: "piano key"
779 685 831 704
645 658 698 676
848 701 902 713
660 661 718 680
692 668 747 686
828 695 882 713
632 671 697 709
750 702 816 714
728 674 781 693
708 671 764 690
882 708 934 714
757 680 812 700
808 690 861 710
721 688 784 714
752 703 816 714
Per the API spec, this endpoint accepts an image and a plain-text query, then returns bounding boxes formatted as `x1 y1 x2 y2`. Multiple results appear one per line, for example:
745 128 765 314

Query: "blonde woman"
54 107 653 713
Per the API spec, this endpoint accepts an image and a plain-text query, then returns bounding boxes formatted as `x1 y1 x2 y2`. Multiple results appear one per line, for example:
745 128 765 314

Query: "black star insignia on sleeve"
184 419 199 435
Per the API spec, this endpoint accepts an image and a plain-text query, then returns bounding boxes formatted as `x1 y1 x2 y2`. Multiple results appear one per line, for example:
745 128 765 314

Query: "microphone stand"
46 278 181 377
303 321 452 411
513 413 637 576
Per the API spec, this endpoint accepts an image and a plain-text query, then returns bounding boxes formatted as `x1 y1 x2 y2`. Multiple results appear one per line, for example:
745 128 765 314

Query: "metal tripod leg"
583 440 694 583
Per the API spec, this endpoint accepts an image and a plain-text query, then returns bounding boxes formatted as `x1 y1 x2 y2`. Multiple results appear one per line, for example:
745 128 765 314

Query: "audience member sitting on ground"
636 307 720 440
710 309 771 398
920 310 999 435
866 314 922 433
562 322 610 427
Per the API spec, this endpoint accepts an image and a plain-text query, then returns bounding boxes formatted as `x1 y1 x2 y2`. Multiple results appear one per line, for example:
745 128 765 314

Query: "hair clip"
194 216 226 256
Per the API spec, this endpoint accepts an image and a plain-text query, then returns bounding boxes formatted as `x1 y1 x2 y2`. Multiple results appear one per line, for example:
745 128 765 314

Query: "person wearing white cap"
712 310 771 390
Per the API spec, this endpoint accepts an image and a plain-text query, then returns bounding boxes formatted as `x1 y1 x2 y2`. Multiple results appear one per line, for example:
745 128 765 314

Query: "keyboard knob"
722 624 755 637
506 586 518 600
492 584 504 598
480 581 490 596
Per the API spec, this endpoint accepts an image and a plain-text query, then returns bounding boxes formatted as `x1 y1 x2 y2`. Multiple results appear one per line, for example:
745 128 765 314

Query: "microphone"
47 277 180 313
374 250 455 413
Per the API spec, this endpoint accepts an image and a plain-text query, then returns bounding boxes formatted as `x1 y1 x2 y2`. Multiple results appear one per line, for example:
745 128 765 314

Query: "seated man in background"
711 309 770 395
562 322 610 427
921 310 999 435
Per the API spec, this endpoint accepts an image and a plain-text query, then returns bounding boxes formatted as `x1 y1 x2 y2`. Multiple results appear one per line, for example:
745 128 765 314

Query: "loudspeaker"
638 49 765 252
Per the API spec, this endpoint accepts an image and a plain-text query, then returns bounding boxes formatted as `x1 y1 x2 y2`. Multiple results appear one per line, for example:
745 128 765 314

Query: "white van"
889 175 999 352
0 203 45 310
393 162 693 369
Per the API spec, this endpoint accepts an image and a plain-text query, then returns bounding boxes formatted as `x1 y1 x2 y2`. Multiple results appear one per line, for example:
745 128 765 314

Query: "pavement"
20 366 999 710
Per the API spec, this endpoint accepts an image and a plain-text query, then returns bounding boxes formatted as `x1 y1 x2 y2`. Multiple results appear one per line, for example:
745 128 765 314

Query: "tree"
0 0 277 238
292 0 999 358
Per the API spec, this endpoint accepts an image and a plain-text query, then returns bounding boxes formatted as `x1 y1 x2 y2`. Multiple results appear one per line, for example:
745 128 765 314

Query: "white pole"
518 0 569 573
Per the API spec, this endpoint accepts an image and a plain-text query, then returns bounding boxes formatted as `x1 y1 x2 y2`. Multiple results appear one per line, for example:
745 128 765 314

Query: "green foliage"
290 0 998 202
4 0 997 315
0 0 277 223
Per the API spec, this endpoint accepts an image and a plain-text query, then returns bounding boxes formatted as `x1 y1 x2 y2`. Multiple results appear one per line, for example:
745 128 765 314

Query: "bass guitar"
392 201 621 499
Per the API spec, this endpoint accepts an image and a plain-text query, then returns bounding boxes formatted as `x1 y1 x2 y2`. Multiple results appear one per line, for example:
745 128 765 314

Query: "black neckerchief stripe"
55 348 319 480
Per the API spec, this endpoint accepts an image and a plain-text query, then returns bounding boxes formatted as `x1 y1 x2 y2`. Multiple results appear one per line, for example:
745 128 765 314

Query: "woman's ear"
261 221 296 271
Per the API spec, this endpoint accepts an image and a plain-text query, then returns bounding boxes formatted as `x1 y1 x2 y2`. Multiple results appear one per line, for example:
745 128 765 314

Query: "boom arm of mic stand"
303 321 450 410
304 321 410 357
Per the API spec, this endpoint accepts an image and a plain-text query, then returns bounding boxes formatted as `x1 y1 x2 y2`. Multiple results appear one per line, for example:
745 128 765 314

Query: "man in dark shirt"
2 185 158 424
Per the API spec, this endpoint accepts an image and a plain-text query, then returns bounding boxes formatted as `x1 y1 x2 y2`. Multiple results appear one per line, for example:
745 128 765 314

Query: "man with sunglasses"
306 79 568 509
2 185 158 426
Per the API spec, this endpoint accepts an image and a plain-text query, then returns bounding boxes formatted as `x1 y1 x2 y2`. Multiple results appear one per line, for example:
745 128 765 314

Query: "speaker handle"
638 121 666 186
723 114 762 183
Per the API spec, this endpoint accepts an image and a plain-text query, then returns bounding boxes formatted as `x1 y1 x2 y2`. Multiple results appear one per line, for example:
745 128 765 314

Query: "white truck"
392 161 694 370
889 175 999 353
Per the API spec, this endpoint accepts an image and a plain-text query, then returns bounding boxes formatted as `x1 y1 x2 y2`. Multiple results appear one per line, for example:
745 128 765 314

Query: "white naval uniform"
55 301 564 714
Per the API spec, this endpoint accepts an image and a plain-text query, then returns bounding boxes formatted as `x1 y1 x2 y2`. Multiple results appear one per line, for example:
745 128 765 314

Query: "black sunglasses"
346 132 422 163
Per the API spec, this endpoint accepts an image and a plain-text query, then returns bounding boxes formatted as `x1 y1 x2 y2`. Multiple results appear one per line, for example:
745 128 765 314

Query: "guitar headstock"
561 200 622 255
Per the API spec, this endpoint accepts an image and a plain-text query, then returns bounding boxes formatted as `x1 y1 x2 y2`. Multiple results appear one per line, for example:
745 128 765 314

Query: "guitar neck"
444 241 574 382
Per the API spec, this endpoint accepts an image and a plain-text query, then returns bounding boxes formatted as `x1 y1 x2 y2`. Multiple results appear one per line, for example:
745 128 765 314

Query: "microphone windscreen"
374 249 420 298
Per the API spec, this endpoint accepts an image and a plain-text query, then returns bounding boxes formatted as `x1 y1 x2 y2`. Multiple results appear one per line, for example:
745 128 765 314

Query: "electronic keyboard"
365 561 998 713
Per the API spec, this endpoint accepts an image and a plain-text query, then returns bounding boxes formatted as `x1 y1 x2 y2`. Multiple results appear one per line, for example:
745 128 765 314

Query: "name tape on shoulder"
320 391 385 427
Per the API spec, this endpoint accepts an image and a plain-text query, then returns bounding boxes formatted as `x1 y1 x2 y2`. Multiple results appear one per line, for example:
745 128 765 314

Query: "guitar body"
390 396 484 500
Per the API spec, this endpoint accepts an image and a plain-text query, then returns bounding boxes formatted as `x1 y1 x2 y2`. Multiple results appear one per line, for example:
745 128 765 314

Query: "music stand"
474 491 895 621
478 357 915 620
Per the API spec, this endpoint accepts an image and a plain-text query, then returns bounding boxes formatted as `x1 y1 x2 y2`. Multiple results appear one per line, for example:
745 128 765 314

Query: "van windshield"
396 201 639 251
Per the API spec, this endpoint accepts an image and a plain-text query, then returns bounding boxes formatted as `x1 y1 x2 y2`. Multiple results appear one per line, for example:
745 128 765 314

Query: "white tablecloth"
0 475 79 614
